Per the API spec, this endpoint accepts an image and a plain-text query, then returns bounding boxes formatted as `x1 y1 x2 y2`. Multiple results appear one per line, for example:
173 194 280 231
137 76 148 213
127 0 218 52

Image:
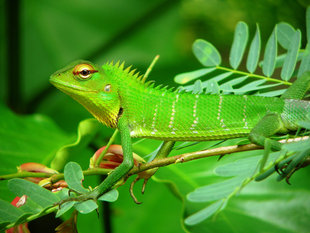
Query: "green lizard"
50 60 310 202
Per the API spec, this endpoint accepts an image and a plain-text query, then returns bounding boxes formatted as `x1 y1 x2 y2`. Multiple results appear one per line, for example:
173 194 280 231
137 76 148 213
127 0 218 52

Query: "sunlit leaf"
64 162 88 194
262 26 277 77
277 22 295 49
281 30 301 81
229 21 249 69
193 39 221 67
246 25 261 73
174 68 215 84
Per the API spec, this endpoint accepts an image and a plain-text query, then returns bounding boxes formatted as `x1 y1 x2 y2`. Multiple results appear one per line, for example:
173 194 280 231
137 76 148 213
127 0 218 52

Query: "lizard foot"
129 167 157 204
56 189 99 207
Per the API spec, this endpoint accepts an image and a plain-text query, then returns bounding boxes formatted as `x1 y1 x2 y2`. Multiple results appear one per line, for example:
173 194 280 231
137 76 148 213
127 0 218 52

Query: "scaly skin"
50 60 310 201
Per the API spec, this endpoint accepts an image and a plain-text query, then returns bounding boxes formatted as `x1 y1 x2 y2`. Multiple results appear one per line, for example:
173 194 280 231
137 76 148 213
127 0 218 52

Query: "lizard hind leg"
249 112 288 171
249 112 285 151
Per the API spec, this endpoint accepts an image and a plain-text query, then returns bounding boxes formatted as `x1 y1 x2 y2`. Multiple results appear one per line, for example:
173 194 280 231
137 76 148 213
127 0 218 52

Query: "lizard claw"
129 176 151 204
56 189 99 207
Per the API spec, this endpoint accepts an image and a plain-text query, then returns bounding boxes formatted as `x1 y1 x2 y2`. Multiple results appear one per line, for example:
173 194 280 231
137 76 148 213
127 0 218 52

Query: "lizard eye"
73 64 98 80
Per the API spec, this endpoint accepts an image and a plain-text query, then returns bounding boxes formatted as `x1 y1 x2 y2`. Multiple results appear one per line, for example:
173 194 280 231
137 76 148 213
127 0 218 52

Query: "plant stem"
1 137 308 182
95 129 119 167
216 66 292 86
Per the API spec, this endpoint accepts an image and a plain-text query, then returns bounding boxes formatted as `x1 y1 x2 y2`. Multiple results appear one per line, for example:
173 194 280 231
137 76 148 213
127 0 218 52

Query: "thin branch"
1 136 308 182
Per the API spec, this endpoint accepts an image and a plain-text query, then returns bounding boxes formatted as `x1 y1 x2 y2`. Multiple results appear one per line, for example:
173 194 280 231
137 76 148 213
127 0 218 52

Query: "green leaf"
262 26 277 77
98 189 119 202
192 80 203 94
281 30 301 81
220 76 248 93
215 156 260 177
56 201 75 218
0 104 71 202
192 39 221 67
0 199 23 224
255 89 286 97
229 21 249 69
174 68 215 84
185 200 224 226
64 162 88 194
75 200 98 214
298 44 310 77
201 72 232 88
187 177 243 202
246 24 261 73
8 179 60 207
205 81 220 94
277 22 296 49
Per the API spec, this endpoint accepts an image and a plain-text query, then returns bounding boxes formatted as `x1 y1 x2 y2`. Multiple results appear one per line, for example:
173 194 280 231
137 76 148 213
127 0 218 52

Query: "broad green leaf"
184 200 224 226
8 179 59 207
174 68 215 84
262 26 277 77
98 189 119 202
0 105 71 202
297 44 310 77
229 21 249 69
0 199 23 223
64 162 88 194
193 39 221 67
246 25 261 73
281 30 301 81
75 200 98 214
277 22 295 49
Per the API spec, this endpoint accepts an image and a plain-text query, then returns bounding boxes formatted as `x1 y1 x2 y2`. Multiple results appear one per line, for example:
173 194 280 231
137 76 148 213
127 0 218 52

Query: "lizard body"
50 60 310 201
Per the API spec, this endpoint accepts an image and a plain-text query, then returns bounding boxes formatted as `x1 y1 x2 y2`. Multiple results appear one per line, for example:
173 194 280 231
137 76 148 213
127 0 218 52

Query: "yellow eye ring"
73 64 98 80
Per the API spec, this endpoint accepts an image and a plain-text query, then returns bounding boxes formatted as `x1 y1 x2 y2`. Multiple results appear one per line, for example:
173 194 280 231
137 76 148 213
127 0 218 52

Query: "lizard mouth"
50 78 97 93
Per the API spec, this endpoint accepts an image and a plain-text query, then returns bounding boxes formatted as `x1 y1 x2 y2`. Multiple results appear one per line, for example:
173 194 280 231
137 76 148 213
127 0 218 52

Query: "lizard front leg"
60 115 134 203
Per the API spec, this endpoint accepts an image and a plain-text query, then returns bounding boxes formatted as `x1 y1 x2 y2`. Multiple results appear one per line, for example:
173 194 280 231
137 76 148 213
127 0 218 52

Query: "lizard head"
50 60 121 128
